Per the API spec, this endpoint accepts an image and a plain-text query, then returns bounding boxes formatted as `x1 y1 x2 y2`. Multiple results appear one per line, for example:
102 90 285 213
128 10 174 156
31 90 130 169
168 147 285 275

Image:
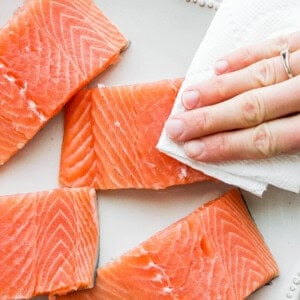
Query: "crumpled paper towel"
157 0 300 196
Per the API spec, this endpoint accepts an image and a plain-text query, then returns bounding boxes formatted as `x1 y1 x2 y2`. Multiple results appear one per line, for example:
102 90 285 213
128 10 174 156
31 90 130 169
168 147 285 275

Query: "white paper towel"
157 0 300 196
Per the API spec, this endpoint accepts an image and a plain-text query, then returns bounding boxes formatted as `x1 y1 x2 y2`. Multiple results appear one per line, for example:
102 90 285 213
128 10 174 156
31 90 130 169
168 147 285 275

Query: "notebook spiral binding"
185 0 223 10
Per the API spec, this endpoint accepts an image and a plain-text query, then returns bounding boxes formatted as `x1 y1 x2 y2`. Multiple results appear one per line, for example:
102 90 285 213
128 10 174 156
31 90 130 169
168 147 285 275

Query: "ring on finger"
280 48 294 79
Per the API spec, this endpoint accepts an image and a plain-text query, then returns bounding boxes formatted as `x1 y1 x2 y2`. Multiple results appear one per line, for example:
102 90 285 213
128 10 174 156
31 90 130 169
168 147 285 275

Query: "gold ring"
280 49 294 79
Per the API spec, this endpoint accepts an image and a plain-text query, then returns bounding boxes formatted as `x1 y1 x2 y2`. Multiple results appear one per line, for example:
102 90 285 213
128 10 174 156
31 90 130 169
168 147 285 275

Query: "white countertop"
0 1 299 299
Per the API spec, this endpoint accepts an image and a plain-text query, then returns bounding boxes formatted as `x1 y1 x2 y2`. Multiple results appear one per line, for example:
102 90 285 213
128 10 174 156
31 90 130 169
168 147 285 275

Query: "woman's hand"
165 32 300 162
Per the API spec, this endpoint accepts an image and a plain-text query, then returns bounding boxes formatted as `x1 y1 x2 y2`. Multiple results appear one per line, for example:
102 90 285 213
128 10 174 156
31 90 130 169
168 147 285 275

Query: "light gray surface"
0 1 299 299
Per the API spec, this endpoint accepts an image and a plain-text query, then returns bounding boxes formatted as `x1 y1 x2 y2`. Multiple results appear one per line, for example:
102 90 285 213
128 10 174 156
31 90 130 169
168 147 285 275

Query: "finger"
182 49 300 109
214 31 300 75
183 114 300 162
167 76 300 142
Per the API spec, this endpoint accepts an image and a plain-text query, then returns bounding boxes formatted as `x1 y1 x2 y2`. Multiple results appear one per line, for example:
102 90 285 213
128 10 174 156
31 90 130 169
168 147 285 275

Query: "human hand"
165 32 300 162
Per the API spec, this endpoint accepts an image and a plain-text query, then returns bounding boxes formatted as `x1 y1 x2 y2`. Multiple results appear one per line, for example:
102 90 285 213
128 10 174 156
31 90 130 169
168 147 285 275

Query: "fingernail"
165 119 184 139
184 141 205 159
215 59 228 74
182 90 200 109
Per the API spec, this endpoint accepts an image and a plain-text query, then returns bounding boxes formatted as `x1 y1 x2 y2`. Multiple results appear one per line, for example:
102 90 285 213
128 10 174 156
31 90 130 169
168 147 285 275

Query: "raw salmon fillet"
0 0 127 165
56 189 278 300
0 187 99 299
59 79 211 189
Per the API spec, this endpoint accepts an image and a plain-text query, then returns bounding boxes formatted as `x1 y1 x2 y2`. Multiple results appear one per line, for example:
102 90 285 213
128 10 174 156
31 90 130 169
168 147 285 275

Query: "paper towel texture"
157 0 300 196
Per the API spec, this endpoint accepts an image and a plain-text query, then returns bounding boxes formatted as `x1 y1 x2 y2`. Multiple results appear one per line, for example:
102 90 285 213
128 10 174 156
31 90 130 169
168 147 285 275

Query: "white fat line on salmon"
113 120 126 134
4 70 28 95
4 73 16 83
144 161 156 169
114 121 121 128
153 273 163 283
28 100 46 122
17 143 25 150
178 166 188 179
97 83 106 89
143 258 175 296
163 287 174 295
20 82 28 95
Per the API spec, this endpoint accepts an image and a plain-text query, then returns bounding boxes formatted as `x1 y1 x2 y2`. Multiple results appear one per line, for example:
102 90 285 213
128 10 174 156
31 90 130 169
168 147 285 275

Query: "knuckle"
274 34 289 52
204 133 229 161
252 124 277 157
240 91 266 127
198 108 210 131
212 76 227 99
239 46 254 66
252 59 276 87
189 108 211 137
215 134 228 158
